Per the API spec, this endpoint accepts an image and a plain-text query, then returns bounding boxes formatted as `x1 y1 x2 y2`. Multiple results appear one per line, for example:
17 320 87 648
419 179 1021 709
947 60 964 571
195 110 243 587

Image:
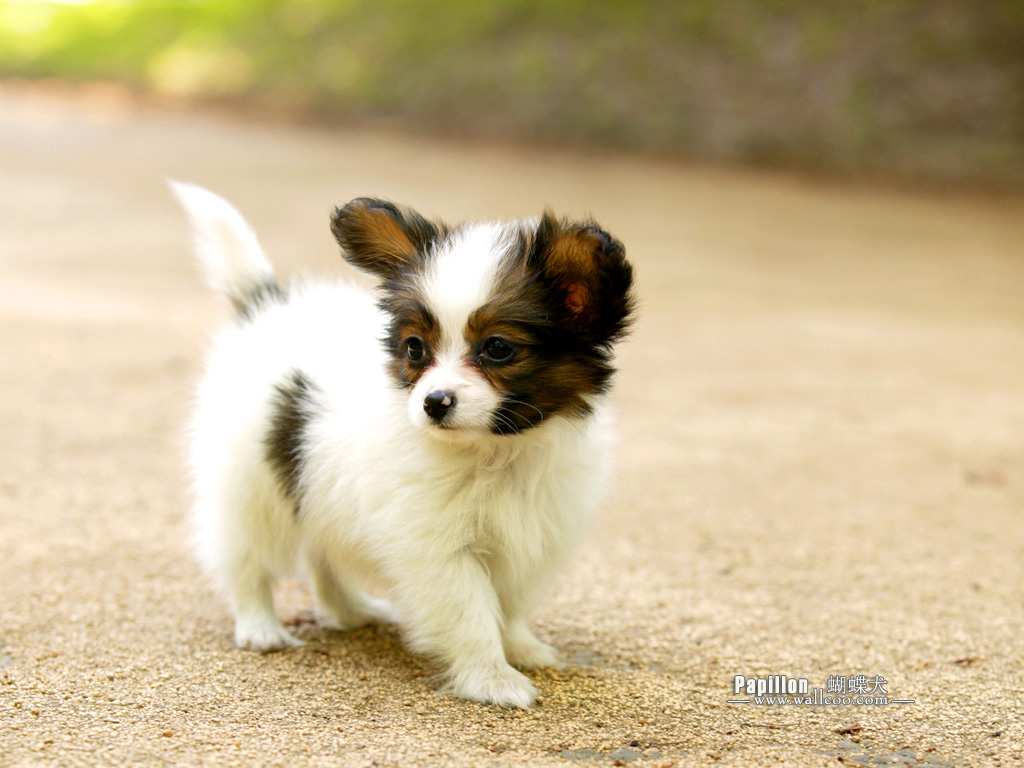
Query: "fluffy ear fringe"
331 198 443 280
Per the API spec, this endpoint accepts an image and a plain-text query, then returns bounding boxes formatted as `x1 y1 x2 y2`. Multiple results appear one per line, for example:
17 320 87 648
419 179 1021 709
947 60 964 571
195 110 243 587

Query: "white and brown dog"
173 183 635 708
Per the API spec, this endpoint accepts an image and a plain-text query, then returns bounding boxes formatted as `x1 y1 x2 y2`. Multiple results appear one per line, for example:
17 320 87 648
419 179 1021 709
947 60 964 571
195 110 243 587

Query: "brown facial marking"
367 212 635 436
383 292 442 389
463 267 606 433
460 216 636 434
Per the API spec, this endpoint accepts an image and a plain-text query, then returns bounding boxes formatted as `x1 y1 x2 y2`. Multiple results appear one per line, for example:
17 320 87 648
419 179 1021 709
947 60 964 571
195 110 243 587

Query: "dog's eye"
405 336 426 362
482 336 515 362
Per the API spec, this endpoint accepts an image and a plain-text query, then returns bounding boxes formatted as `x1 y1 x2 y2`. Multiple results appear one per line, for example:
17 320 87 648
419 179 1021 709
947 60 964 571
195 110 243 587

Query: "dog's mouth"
420 417 495 444
424 414 455 431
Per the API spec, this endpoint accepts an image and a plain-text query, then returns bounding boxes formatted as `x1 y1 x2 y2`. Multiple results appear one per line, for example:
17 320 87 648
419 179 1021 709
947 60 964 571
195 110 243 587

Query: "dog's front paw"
446 664 538 709
506 635 561 670
234 622 304 652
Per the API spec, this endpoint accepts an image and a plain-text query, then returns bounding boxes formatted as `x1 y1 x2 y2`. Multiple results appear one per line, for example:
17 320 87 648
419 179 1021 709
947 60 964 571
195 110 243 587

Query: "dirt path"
2 85 1023 767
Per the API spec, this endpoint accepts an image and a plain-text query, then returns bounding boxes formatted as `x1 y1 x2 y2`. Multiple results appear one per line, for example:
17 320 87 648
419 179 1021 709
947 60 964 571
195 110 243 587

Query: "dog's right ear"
331 198 442 279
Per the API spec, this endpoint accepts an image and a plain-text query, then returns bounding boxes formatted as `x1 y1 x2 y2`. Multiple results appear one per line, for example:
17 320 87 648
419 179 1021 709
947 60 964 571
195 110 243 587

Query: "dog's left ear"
331 198 442 279
530 212 636 345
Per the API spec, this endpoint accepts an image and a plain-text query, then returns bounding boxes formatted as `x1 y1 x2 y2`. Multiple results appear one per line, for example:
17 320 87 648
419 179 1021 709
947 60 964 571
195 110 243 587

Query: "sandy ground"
1 85 1023 767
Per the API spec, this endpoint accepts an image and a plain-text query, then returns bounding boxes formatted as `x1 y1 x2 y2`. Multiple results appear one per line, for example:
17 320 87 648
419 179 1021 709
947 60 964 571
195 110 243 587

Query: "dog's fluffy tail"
169 180 282 318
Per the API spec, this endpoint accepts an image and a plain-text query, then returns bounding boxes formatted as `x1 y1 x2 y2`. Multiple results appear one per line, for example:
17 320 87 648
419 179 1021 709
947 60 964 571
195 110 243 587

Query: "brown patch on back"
264 370 319 508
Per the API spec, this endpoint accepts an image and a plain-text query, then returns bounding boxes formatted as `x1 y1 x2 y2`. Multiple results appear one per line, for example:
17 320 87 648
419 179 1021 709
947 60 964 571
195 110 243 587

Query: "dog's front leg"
494 563 563 671
396 549 537 708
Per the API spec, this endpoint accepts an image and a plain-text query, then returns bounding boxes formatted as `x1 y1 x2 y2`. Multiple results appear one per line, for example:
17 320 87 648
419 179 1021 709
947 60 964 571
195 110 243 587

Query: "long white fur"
177 185 616 708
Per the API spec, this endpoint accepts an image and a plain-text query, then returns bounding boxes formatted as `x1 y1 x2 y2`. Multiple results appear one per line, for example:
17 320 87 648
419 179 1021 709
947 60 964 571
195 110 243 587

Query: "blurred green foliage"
1 0 1022 186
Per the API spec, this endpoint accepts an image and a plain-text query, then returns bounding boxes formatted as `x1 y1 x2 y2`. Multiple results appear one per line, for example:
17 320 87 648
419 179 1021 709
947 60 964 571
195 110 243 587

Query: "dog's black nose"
423 390 455 422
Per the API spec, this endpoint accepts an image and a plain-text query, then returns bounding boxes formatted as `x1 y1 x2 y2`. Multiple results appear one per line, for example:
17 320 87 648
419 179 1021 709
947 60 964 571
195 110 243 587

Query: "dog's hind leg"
308 553 397 631
229 552 304 652
192 475 303 653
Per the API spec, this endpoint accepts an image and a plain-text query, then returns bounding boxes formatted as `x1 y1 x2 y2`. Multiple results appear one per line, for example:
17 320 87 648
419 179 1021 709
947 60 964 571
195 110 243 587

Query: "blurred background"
2 0 1022 189
3 3 1024 764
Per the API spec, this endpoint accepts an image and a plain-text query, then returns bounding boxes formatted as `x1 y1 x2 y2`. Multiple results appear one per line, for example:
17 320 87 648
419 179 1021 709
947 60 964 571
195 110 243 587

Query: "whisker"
505 399 544 419
501 396 544 421
492 409 522 434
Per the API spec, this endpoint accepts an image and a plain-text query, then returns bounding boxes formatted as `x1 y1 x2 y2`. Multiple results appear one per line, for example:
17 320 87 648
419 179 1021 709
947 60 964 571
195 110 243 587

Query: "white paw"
234 622 304 652
506 636 561 670
316 596 400 631
363 596 401 625
445 664 538 709
314 611 365 632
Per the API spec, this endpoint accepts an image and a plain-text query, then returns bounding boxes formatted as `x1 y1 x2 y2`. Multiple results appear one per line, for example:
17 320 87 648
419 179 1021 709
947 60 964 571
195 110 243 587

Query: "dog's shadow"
280 609 434 686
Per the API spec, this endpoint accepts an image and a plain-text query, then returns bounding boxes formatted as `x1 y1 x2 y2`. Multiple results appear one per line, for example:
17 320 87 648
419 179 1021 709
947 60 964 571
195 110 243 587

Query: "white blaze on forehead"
420 223 508 353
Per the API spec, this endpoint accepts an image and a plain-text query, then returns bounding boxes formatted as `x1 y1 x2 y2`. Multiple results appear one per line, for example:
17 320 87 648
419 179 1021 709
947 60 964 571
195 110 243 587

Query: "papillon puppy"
173 182 635 708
